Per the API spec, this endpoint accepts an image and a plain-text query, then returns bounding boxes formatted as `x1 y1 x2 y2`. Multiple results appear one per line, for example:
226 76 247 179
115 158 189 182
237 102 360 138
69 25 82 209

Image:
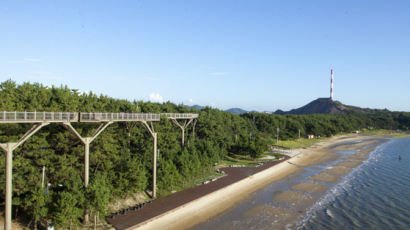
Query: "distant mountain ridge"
274 98 375 115
225 108 248 114
187 105 248 114
188 104 206 110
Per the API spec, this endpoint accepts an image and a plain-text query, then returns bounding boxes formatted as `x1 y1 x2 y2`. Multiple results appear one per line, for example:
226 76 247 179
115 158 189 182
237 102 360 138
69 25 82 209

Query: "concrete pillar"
5 143 14 230
153 133 157 199
192 123 196 138
84 138 90 224
181 128 185 147
84 138 90 188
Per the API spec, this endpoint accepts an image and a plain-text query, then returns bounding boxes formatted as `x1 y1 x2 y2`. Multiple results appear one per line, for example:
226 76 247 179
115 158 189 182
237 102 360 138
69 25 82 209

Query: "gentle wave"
297 138 410 230
295 141 391 229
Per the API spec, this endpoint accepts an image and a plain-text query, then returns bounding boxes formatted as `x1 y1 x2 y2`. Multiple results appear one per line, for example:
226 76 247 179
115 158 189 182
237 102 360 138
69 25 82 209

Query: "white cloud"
210 72 229 76
188 98 193 103
148 93 164 103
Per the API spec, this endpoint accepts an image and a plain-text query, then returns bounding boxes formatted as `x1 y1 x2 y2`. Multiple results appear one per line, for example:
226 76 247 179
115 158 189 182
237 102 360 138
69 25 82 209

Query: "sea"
298 138 410 230
191 138 410 230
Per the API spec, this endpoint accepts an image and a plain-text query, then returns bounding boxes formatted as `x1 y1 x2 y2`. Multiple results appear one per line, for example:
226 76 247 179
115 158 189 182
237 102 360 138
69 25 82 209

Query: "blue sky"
1 0 410 111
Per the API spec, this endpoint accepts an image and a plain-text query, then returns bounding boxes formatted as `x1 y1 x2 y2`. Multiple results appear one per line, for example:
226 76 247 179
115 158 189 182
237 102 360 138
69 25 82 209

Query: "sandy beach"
119 134 389 230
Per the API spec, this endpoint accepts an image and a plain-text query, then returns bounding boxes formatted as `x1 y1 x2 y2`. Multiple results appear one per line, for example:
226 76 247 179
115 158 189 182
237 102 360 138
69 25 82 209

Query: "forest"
1 80 409 228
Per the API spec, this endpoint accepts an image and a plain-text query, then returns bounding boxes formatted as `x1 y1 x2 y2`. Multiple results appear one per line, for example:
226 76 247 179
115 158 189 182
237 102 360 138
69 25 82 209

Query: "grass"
360 129 410 138
273 138 327 149
268 129 410 149
157 168 224 198
360 129 397 135
157 150 287 198
220 154 259 167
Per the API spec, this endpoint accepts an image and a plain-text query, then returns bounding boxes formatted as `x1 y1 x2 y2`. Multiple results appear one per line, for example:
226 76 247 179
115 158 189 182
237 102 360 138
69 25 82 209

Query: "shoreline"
121 135 390 230
131 159 300 230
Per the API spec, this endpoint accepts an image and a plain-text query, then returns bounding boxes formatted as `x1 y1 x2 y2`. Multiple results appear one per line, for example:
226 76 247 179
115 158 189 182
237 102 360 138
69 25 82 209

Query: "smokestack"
330 69 334 101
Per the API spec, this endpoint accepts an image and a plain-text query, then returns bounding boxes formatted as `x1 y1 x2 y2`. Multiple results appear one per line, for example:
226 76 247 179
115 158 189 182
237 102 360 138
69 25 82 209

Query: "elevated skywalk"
0 111 78 123
80 112 160 122
161 113 199 119
0 110 199 229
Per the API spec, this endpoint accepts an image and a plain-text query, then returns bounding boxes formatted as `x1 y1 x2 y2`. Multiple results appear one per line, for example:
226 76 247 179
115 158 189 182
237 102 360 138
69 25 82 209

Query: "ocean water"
191 138 410 230
298 138 410 230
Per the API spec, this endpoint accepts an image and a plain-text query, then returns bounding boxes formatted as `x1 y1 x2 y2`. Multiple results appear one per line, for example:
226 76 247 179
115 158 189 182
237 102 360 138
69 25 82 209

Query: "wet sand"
323 166 351 175
310 172 341 183
291 182 327 194
273 191 313 205
116 135 390 230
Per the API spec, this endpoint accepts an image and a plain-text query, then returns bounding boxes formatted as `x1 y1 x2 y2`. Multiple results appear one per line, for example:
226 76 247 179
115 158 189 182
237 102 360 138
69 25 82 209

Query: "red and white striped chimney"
330 69 334 101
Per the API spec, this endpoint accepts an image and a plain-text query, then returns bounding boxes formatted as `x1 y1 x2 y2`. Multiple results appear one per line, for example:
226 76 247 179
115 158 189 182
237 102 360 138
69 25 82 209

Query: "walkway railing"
80 112 160 122
162 113 199 119
0 112 198 123
0 111 78 123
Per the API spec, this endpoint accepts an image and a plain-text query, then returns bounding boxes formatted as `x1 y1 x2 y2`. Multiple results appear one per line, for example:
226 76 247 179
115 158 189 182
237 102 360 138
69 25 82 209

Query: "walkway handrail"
162 113 199 119
0 111 198 123
80 112 160 122
0 111 78 123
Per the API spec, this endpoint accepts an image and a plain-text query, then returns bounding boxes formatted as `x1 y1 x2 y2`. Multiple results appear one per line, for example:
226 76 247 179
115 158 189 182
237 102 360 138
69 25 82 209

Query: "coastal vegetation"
1 80 410 228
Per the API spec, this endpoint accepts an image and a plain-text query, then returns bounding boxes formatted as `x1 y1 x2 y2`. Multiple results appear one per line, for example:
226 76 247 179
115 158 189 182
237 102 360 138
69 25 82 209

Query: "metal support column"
0 122 49 230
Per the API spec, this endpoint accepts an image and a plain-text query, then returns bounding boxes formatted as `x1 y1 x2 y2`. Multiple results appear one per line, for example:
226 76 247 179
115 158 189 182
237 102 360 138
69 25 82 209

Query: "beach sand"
128 135 389 230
